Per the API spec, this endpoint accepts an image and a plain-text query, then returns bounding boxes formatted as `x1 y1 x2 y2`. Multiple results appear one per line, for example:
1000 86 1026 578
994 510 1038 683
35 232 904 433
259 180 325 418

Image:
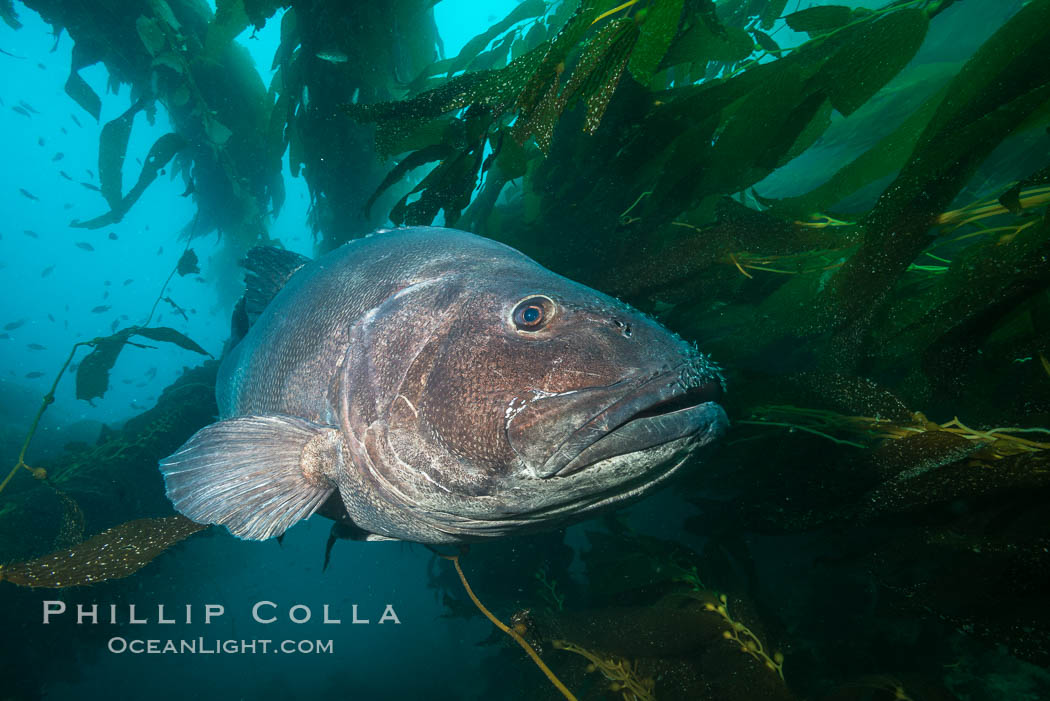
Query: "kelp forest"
1 0 1049 699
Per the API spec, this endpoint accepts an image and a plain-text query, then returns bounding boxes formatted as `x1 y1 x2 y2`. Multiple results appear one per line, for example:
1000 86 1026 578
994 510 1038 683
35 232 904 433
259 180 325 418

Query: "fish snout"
506 364 726 480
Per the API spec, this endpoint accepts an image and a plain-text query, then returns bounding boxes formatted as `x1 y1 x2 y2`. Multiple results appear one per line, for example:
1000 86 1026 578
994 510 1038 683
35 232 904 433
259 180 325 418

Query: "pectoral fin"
160 415 340 540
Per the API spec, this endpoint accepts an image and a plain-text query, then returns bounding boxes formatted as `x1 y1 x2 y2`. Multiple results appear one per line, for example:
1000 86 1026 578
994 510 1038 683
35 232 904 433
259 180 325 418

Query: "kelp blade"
0 516 207 588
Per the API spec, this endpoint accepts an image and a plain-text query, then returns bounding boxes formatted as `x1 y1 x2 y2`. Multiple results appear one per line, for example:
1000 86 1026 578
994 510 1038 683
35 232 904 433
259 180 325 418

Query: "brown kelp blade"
0 515 207 588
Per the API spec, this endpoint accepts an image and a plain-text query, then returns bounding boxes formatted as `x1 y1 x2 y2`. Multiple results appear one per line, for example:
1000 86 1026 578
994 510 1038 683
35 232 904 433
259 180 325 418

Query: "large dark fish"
160 228 727 543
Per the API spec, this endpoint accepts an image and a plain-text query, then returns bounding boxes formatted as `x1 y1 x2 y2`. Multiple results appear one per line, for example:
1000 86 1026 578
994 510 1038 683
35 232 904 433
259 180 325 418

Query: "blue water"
0 4 523 699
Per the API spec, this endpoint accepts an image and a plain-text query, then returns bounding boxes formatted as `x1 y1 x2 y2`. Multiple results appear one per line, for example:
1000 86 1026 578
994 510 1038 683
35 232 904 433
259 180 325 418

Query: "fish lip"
538 369 726 479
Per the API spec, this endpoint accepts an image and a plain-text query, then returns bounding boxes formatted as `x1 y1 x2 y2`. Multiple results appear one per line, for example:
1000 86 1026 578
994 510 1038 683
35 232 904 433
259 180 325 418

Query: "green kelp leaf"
204 116 233 145
0 516 207 588
76 325 211 401
65 44 102 121
515 1 608 124
692 0 725 38
569 18 641 134
136 15 167 57
920 0 1050 142
693 63 815 196
348 47 545 125
751 29 780 54
176 248 200 276
771 82 950 219
811 8 929 116
365 143 455 217
784 5 854 36
149 0 182 31
447 0 545 76
818 1 1050 342
760 0 790 30
65 72 101 122
1 0 21 29
173 83 191 106
271 7 297 70
661 19 752 69
72 133 186 229
391 150 482 227
243 0 283 30
513 18 551 61
780 96 833 167
467 33 516 73
554 17 637 115
133 327 211 357
385 116 457 156
404 57 458 95
347 1 612 159
150 53 184 75
628 0 684 86
513 75 561 153
76 330 134 402
206 0 249 59
888 215 1050 391
493 129 528 180
98 100 144 211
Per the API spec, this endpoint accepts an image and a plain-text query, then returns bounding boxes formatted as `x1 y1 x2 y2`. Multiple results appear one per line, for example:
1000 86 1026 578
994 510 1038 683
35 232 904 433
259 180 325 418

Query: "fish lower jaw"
403 437 704 542
527 435 712 523
551 400 727 478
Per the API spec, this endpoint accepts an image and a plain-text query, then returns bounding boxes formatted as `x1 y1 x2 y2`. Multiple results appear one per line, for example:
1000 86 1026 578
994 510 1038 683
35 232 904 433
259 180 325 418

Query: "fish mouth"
540 373 727 478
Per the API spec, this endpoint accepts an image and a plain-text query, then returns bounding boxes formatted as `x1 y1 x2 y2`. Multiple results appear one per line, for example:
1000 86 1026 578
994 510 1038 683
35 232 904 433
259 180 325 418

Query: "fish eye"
511 296 555 332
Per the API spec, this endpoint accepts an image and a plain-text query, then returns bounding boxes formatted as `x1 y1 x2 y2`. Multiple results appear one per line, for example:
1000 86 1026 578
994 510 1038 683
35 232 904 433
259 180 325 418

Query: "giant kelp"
7 0 283 303
250 0 443 249
363 1 1050 699
2 1 1049 699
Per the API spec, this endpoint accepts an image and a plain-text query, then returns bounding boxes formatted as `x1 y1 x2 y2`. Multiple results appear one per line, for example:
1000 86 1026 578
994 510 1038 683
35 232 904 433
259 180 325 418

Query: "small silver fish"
315 49 348 64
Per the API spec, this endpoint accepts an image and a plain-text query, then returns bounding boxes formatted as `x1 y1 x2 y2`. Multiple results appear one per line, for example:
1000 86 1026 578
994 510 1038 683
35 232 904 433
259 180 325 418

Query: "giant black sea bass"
159 228 728 544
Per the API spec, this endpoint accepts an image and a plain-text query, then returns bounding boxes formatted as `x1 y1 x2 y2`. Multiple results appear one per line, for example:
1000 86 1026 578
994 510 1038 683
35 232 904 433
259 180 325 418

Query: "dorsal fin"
242 246 311 325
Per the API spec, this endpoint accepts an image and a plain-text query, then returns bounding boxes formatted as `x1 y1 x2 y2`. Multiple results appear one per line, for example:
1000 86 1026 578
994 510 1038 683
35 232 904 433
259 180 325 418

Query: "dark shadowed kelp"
0 515 207 588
